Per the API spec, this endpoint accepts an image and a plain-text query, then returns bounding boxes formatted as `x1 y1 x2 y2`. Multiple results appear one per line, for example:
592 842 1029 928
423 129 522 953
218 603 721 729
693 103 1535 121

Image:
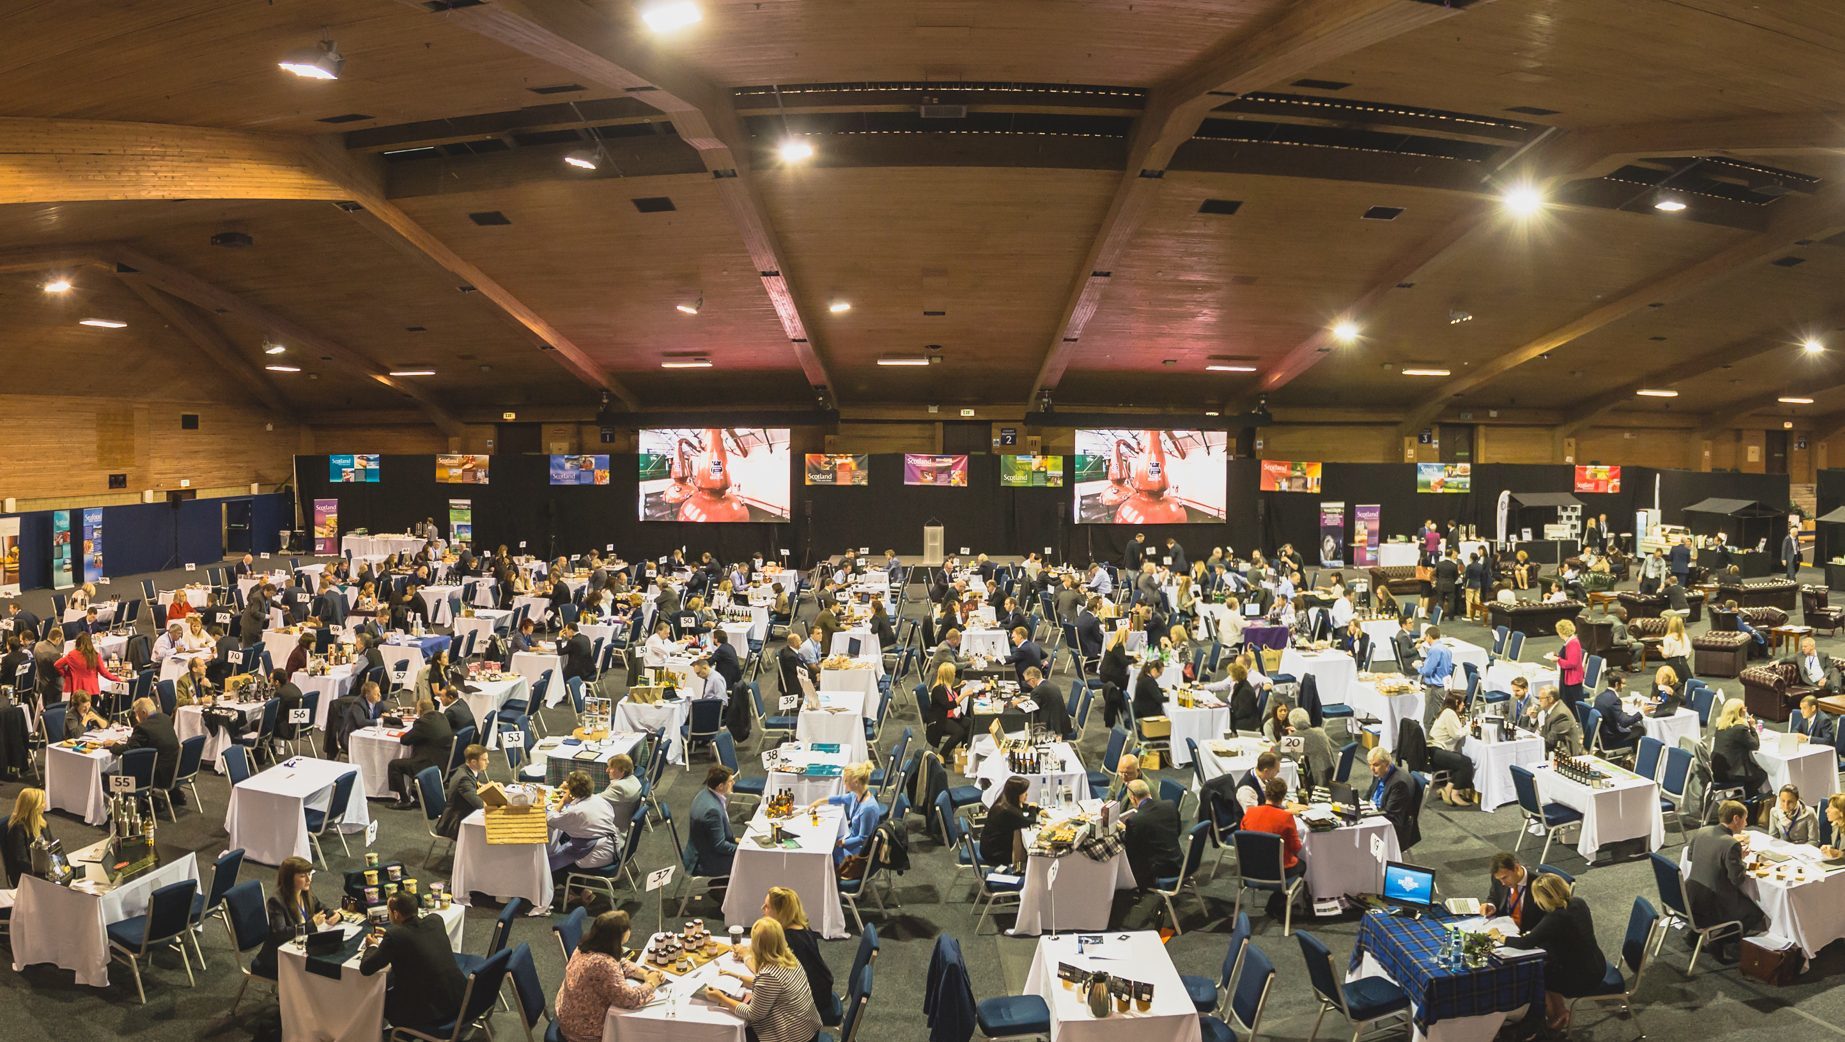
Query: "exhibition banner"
804 454 869 486
1319 502 1346 567
82 507 104 582
903 454 969 486
50 511 72 589
1354 505 1381 567
313 499 339 555
448 499 473 545
1416 462 1470 493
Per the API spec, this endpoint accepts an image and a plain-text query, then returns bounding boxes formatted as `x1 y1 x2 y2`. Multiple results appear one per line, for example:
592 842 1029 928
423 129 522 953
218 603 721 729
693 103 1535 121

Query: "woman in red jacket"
55 631 122 696
1550 619 1585 706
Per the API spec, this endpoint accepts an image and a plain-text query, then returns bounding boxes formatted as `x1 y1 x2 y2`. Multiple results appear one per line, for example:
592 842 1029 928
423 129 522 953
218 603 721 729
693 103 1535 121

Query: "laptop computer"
1380 861 1437 911
1328 781 1359 807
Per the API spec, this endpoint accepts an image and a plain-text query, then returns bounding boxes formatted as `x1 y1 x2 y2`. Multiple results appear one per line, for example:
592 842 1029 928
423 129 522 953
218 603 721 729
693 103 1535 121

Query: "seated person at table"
326 681 383 758
804 762 880 870
979 775 1040 868
798 624 826 667
761 886 838 1025
253 856 336 978
437 684 476 736
1366 747 1420 849
1494 874 1603 1032
1794 694 1837 745
1391 616 1420 673
776 630 816 699
1723 599 1767 651
1240 777 1306 891
415 648 454 706
1261 699 1292 744
683 765 740 882
1007 626 1047 683
1592 677 1644 752
1120 779 1183 886
387 698 453 809
152 622 185 662
690 658 728 706
1427 691 1479 805
65 691 109 739
705 917 824 1042
561 620 595 683
1107 752 1142 811
926 662 971 755
270 668 306 756
555 910 663 1042
1131 658 1168 723
166 590 193 622
174 655 214 707
354 581 380 615
929 628 971 676
509 617 538 655
1022 666 1068 737
1648 666 1684 713
434 744 489 841
1479 850 1545 929
181 614 214 654
112 696 184 808
360 892 467 1033
1286 708 1337 788
1685 800 1767 954
1711 698 1767 795
1528 686 1583 758
549 769 623 891
283 630 314 677
1783 636 1842 694
601 754 645 842
1202 661 1262 734
1768 783 1818 844
3 788 55 886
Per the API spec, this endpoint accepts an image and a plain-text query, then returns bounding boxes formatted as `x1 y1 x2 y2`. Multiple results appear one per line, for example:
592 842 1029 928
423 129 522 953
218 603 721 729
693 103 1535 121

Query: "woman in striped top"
706 917 823 1042
554 911 663 1042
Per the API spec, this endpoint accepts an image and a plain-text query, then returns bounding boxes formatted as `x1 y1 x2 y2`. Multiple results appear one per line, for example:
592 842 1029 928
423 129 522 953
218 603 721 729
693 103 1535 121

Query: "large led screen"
1072 429 1228 524
638 428 791 522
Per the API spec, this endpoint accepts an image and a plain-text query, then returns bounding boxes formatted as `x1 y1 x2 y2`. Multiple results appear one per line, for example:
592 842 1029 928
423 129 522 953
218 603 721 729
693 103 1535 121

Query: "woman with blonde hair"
1660 614 1692 681
1551 618 1584 705
926 661 968 754
762 886 838 1025
3 787 54 886
1651 665 1684 712
705 917 823 1042
1497 873 1602 1029
1712 697 1767 794
805 761 880 867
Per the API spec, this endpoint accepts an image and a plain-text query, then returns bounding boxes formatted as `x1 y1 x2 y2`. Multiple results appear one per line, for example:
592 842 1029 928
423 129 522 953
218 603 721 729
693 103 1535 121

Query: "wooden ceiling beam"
1029 0 1470 403
405 0 835 394
0 117 352 205
104 245 465 437
1396 176 1845 438
124 282 295 417
382 136 707 199
1698 383 1845 437
345 97 668 153
1550 111 1845 173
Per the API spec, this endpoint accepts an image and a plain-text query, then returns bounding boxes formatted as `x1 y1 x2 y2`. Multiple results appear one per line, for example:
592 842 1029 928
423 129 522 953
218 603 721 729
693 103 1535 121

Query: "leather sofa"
1714 577 1797 611
1615 588 1705 623
1486 599 1585 638
1801 585 1845 636
1740 657 1845 722
1693 631 1752 680
1710 605 1788 635
1577 617 1636 669
1367 566 1423 598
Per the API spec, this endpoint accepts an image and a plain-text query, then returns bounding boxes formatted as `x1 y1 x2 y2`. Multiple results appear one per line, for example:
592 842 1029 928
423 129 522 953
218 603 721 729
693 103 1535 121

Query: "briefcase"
1741 936 1799 985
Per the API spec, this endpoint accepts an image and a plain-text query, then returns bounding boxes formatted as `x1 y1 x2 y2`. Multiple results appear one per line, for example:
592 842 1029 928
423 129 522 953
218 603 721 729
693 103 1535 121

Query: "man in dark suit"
1023 667 1068 736
240 586 271 644
1663 575 1690 615
559 621 594 684
1782 636 1842 694
1006 626 1048 685
776 632 812 702
1685 800 1767 952
1793 694 1837 746
1366 746 1420 849
1075 599 1105 660
281 577 311 625
326 680 383 758
1053 576 1084 626
1434 548 1461 618
710 629 743 689
5 603 40 643
438 687 477 737
270 669 307 753
683 765 739 880
387 698 454 808
118 696 185 807
1592 680 1643 752
1161 536 1188 573
1122 532 1148 573
1391 617 1420 675
434 744 488 840
1480 851 1546 932
1119 780 1182 887
1668 537 1692 588
354 633 387 681
360 893 468 1032
311 586 345 625
1784 525 1802 581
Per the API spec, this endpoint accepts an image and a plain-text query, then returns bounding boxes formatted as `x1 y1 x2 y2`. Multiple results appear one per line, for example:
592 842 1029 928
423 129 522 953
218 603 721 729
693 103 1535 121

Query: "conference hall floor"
0 555 1837 1042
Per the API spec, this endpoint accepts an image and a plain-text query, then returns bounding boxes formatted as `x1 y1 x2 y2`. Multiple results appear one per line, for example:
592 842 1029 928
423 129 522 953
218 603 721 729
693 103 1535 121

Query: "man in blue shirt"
692 658 729 707
794 623 823 666
1085 564 1113 597
1417 627 1454 725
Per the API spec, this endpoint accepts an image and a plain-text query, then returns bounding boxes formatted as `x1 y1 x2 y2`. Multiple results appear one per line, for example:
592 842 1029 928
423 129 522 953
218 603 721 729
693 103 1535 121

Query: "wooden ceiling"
1 0 1843 433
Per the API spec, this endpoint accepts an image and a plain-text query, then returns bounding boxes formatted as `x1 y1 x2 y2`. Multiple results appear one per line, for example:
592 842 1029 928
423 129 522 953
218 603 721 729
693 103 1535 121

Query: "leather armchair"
1801 585 1845 636
1367 566 1423 597
1740 657 1845 722
1715 577 1798 610
1486 599 1585 638
1577 617 1635 669
1693 631 1752 680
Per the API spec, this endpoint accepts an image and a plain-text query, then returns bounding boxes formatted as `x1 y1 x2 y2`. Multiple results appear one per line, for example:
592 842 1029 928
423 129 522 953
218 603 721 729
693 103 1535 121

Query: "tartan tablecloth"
1350 911 1544 1028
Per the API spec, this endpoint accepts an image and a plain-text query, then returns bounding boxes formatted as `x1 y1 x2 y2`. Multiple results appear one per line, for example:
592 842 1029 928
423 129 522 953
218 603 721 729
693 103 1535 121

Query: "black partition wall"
294 454 1788 569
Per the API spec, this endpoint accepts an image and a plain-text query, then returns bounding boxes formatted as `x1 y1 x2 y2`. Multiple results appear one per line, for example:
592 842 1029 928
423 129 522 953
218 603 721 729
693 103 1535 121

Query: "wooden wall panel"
827 423 940 455
305 424 451 455
1477 426 1554 464
1256 424 1395 463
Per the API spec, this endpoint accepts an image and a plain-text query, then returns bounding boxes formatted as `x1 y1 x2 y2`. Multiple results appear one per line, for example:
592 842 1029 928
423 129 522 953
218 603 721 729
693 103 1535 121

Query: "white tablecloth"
1435 638 1489 676
176 701 267 773
10 853 200 987
1377 544 1420 569
1026 931 1201 1042
968 737 1086 807
342 534 425 559
764 744 849 806
796 693 869 764
723 804 848 939
452 807 553 910
1485 661 1555 698
961 628 1011 660
612 699 690 764
459 676 526 749
1461 732 1547 810
827 630 885 675
1638 705 1700 751
1346 679 1425 754
294 666 357 731
1302 815 1401 900
602 948 749 1042
1364 619 1406 663
1165 699 1230 767
263 628 310 671
226 756 371 865
819 667 881 718
46 727 129 825
418 585 463 627
453 610 514 651
1192 737 1301 791
348 726 406 799
1280 648 1359 708
1757 731 1842 800
277 907 466 1042
1013 803 1137 936
511 651 566 705
1532 758 1664 859
1724 835 1845 959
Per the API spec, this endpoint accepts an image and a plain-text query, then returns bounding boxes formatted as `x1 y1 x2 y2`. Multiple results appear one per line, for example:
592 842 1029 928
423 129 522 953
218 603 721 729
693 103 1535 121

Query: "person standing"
1548 620 1584 706
1784 524 1802 581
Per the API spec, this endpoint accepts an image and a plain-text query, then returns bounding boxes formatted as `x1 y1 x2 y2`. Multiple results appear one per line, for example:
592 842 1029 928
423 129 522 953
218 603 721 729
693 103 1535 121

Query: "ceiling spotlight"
778 138 815 163
1785 421 1796 429
1401 367 1452 377
1330 320 1360 344
1447 309 1473 325
278 38 343 80
1206 364 1257 373
876 355 929 367
676 296 702 316
828 301 851 314
265 364 301 373
263 342 286 355
660 358 713 369
1653 196 1688 213
79 318 126 328
388 370 435 377
1804 337 1826 354
42 278 71 294
1634 389 1679 397
563 150 599 171
641 1 702 33
1500 183 1545 217
1778 396 1815 405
